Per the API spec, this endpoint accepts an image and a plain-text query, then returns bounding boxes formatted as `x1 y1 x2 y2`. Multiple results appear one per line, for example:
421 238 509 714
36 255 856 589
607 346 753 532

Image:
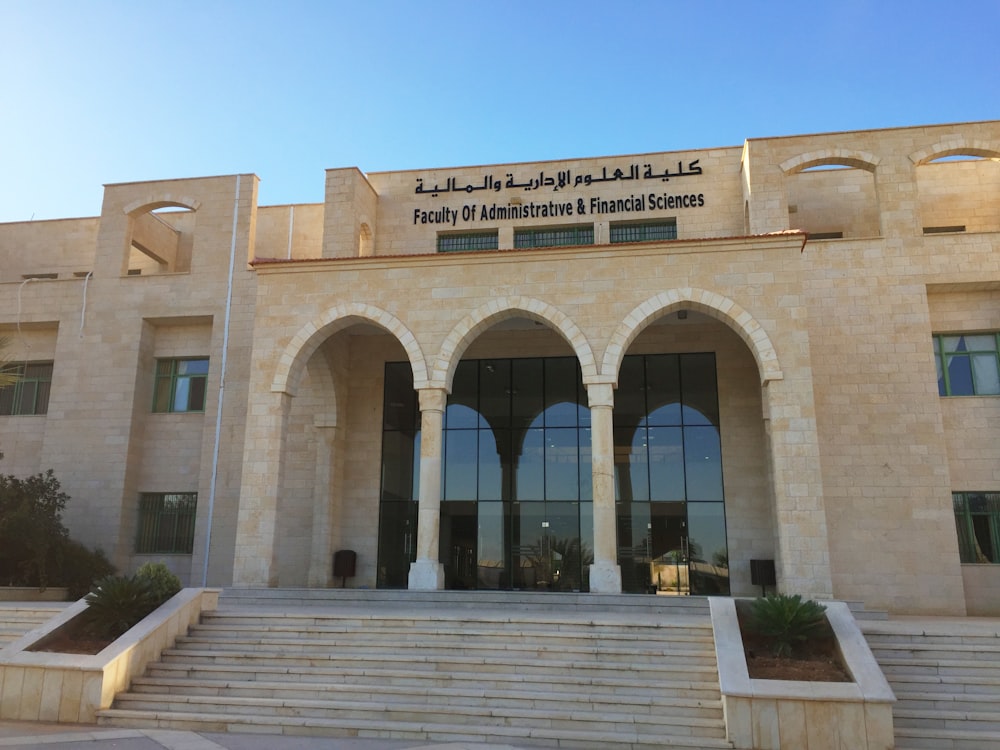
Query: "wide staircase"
862 617 1000 749
98 589 732 749
0 602 67 648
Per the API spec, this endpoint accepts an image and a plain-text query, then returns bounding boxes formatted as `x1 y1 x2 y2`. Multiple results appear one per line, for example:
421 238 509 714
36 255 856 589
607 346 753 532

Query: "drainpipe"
201 174 241 586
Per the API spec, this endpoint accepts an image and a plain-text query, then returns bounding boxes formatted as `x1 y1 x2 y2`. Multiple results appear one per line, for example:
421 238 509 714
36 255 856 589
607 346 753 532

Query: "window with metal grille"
437 232 499 253
514 226 594 249
609 220 677 243
953 492 1000 563
153 358 209 412
136 493 197 554
0 362 53 415
934 333 1000 396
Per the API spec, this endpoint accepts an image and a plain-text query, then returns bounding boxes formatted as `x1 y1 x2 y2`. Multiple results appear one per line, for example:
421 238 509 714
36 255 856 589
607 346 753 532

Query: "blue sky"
1 0 997 222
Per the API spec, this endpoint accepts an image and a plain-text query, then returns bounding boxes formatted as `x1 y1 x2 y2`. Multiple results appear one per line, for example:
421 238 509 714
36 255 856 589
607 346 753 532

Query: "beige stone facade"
1 121 998 614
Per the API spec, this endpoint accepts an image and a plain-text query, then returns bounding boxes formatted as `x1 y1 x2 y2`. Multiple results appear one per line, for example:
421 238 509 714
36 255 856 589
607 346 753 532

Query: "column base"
588 561 622 593
408 559 445 590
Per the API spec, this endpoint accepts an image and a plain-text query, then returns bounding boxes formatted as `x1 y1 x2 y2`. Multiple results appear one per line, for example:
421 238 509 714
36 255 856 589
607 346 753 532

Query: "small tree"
0 470 69 589
748 594 829 658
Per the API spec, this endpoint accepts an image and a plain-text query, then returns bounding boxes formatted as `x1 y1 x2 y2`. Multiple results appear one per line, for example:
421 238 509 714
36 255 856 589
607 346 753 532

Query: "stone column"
408 387 447 589
587 381 622 593
233 390 290 586
763 378 833 599
307 420 337 587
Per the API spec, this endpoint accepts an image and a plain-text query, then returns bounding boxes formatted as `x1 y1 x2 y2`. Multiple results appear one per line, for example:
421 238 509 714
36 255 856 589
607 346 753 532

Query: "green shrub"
748 594 828 658
60 541 116 600
135 562 181 603
83 575 158 638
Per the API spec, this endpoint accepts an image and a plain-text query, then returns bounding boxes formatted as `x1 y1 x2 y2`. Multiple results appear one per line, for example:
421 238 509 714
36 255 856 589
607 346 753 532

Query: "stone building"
1 120 998 615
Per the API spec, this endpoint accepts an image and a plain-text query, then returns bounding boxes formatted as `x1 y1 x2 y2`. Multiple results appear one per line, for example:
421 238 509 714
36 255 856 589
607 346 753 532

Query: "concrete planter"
0 588 218 723
710 598 895 750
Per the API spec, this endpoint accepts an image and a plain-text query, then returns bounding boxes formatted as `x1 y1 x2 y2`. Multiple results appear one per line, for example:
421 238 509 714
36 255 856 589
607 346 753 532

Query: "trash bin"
333 549 357 588
750 558 776 596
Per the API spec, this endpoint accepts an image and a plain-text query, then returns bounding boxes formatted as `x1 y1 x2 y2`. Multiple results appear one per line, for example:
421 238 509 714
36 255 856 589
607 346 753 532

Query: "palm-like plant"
0 337 19 388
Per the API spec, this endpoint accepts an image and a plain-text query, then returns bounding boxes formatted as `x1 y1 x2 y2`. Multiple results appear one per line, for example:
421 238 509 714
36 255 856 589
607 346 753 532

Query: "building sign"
412 159 706 226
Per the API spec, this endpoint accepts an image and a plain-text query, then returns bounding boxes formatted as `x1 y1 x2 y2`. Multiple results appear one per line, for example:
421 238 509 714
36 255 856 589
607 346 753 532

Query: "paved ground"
0 722 533 750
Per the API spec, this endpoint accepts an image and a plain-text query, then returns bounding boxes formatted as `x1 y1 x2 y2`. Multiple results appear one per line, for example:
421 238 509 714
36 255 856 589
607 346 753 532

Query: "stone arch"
122 198 202 275
123 197 202 216
432 296 598 390
910 137 1000 165
601 288 783 385
272 303 428 397
780 148 881 174
358 222 373 257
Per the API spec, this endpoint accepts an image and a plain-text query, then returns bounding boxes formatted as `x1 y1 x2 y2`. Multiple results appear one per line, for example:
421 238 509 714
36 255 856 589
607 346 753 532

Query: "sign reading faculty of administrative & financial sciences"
411 160 707 226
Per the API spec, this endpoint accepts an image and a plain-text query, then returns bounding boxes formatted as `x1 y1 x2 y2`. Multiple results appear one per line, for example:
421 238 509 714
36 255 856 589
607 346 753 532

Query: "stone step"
896 690 1000 714
111 692 726 736
871 643 1000 660
894 726 1000 749
157 647 720 681
878 658 1000 677
190 620 714 646
172 635 716 664
895 708 1000 731
145 661 722 698
883 673 1000 694
128 674 723 713
96 708 735 749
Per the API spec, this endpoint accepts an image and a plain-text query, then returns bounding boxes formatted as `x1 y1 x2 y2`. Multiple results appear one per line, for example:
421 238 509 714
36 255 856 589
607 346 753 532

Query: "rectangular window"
153 358 209 412
610 220 677 244
437 232 499 253
934 334 1000 396
0 362 53 415
135 492 197 554
953 492 1000 563
514 225 594 249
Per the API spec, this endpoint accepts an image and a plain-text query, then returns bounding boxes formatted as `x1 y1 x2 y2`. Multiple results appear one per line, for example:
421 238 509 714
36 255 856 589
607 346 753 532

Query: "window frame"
135 492 198 554
609 220 678 244
953 492 1000 564
153 357 209 413
514 225 594 249
437 232 499 253
934 333 1000 396
0 361 54 416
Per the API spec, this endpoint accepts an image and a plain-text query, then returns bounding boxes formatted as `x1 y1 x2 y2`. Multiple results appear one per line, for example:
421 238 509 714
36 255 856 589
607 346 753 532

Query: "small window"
924 225 966 234
136 492 197 554
953 492 1000 563
808 231 844 240
0 362 53 415
934 334 1000 396
514 225 594 249
610 220 677 244
437 232 499 253
21 273 58 280
153 358 209 412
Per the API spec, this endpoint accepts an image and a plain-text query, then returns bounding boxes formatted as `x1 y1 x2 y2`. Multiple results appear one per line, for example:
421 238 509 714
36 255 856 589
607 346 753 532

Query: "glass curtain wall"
442 357 592 591
615 353 729 595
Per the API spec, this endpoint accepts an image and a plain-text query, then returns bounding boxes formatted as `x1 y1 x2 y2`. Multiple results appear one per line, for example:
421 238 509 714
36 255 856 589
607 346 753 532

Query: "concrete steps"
98 589 733 749
863 618 1000 749
0 602 67 647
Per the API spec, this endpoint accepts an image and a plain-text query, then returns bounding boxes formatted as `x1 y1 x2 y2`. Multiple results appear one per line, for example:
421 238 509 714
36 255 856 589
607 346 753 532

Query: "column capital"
586 381 616 409
418 386 448 413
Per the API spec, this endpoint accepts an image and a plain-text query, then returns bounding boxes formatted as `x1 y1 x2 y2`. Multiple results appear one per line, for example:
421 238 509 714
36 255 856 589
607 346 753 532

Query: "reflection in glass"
614 427 649 501
687 502 730 595
684 427 724 501
444 430 478 500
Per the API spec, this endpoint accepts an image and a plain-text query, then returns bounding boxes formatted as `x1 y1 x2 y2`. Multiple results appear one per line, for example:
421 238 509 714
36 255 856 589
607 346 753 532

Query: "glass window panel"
964 335 996 351
545 428 579 500
645 355 682 426
614 356 646 428
156 360 174 377
511 502 547 589
444 430 478 500
687 502 730 595
0 385 13 415
514 428 545 501
544 358 580 427
681 354 719 426
972 515 996 563
478 429 505 501
447 360 482 429
545 502 584 591
946 355 974 395
684 427 724 500
943 336 967 353
377 501 417 588
617 502 652 594
188 376 206 411
381 430 417 500
647 427 685 501
614 427 649 502
172 378 190 411
972 354 1000 394
15 381 37 414
479 360 511 429
383 362 418 430
578 427 592 502
511 359 544 430
178 359 209 375
936 350 946 396
477 502 507 589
